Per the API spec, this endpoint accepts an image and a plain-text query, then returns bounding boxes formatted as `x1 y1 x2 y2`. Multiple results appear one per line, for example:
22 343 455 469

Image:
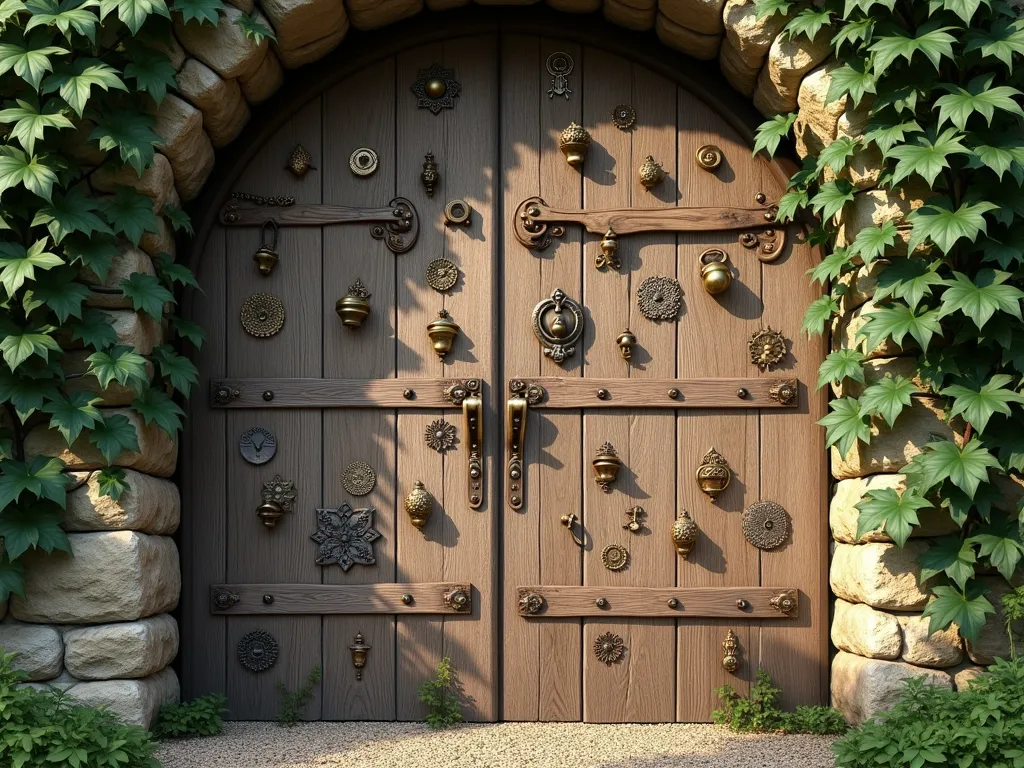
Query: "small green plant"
1003 586 1024 660
417 656 463 729
151 693 227 740
713 668 847 735
833 658 1024 768
0 651 159 767
276 665 322 727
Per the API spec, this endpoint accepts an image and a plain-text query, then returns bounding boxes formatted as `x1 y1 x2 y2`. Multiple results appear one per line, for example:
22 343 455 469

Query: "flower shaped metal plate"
425 419 456 453
261 474 296 510
311 502 381 571
342 461 376 496
748 327 787 371
612 104 636 130
742 500 790 550
237 630 279 673
601 543 629 571
593 632 626 665
411 63 461 114
637 276 682 321
241 292 285 338
425 258 459 292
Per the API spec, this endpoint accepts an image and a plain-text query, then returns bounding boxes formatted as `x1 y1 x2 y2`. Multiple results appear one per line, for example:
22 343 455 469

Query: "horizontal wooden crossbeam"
209 582 474 615
515 586 800 619
518 377 799 409
209 378 475 409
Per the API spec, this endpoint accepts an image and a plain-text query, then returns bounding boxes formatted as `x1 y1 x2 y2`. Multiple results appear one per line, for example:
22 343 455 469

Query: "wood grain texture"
210 582 475 614
209 377 487 408
512 377 800 408
219 201 405 226
516 586 799 618
528 201 780 232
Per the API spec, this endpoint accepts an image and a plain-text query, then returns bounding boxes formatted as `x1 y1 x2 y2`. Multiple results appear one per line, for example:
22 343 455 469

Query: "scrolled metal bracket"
211 586 239 612
445 379 484 509
506 380 546 510
443 586 472 614
770 589 799 617
517 590 546 616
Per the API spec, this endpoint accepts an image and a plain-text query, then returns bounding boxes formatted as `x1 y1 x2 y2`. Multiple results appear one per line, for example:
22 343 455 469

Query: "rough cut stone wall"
2 0 1016 726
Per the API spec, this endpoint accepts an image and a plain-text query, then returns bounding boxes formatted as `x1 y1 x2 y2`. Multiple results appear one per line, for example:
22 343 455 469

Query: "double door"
181 29 826 723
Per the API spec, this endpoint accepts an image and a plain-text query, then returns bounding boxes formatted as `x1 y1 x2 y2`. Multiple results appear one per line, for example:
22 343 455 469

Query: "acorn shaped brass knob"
336 279 371 329
592 441 622 493
405 480 434 529
426 309 460 358
616 329 636 361
671 510 699 558
253 220 279 276
559 122 591 168
639 155 665 190
597 228 620 270
699 249 732 295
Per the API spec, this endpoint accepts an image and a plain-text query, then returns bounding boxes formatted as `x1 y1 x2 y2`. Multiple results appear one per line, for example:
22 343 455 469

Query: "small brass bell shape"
616 329 636 361
559 122 591 168
592 441 622 493
405 480 434 529
699 248 732 295
671 510 699 558
349 632 370 680
426 309 460 358
253 220 279 276
597 228 620 270
336 279 371 329
256 500 283 528
639 155 665 190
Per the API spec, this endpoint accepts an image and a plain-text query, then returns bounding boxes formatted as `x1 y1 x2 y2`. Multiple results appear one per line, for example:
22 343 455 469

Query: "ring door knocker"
532 288 584 364
506 380 545 510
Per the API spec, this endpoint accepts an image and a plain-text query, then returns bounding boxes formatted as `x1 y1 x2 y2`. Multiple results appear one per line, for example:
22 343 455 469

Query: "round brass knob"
402 593 413 605
755 192 767 205
736 599 748 610
597 389 609 400
425 77 447 99
403 389 415 400
736 388 748 399
667 598 679 609
668 388 680 399
596 597 608 608
263 594 274 604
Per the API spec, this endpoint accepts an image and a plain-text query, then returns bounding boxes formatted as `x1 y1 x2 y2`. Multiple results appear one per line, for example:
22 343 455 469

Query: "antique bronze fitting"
696 447 731 501
425 258 459 292
342 461 376 497
638 155 664 189
696 144 723 171
771 589 799 616
623 505 646 533
443 199 472 227
506 380 545 510
769 378 798 406
558 122 591 168
237 630 279 673
426 309 460 358
699 248 732 295
671 510 699 558
349 147 378 177
601 543 629 571
253 220 280 276
420 152 440 197
443 586 472 613
518 590 545 616
311 502 381 571
721 629 740 673
405 480 434 529
546 51 574 99
748 327 787 371
616 328 636 362
211 587 239 611
743 500 790 550
637 275 682 321
592 441 622 493
444 379 485 508
335 279 372 329
257 474 296 528
612 103 636 130
349 633 370 681
597 227 620 270
213 383 240 405
239 426 277 465
532 288 584 363
594 632 626 664
411 63 461 114
560 513 586 548
240 292 285 338
286 145 314 178
425 418 457 453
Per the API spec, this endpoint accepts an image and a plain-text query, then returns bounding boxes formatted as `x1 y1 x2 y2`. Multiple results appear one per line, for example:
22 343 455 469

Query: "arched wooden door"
181 20 827 723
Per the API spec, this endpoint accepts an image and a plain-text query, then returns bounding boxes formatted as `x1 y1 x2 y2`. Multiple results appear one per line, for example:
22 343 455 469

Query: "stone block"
830 474 959 544
752 31 831 116
67 666 179 728
140 215 176 260
91 154 180 213
175 58 251 148
832 298 910 359
830 599 902 660
24 408 177 477
61 120 108 167
831 397 962 480
65 469 180 535
604 0 656 30
830 541 931 611
966 578 1022 665
62 350 153 407
64 614 178 680
80 242 156 311
260 0 348 67
722 0 786 70
951 662 986 690
174 6 268 80
832 357 924 401
719 37 757 95
346 0 421 29
0 620 64 680
153 94 215 201
19 670 79 693
831 651 952 724
240 50 284 104
11 532 180 624
275 23 346 68
547 0 601 11
837 260 887 314
658 0 726 35
898 613 963 668
655 12 721 60
836 183 931 254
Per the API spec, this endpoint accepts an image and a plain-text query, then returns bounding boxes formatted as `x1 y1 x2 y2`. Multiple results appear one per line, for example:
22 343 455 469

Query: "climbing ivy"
0 3 270 601
755 0 1024 642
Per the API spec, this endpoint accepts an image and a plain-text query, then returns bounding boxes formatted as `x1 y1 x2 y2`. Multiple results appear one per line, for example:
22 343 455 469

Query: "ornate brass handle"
445 379 484 509
506 380 546 510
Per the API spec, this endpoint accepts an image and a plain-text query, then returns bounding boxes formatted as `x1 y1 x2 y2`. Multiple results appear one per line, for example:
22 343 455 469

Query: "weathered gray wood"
208 377 477 408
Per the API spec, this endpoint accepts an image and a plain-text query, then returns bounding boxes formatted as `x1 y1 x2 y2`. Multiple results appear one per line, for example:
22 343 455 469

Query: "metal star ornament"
310 502 381 571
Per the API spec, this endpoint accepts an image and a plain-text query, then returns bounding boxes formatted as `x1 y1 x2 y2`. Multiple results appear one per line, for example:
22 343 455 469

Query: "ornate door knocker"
560 513 585 548
532 288 584 364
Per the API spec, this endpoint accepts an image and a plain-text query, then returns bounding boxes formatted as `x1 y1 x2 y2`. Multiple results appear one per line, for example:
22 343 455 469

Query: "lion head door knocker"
696 447 731 501
311 502 381 571
743 500 790 550
349 147 378 177
256 474 296 528
699 248 732 295
336 279 371 329
546 51 574 99
594 632 626 665
592 441 622 492
597 227 620 271
253 220 279 276
286 145 314 178
404 480 434 530
639 155 665 189
239 426 277 465
748 327 787 371
623 505 646 533
420 152 440 197
240 292 285 338
349 633 370 681
637 276 682 321
411 63 461 114
721 629 740 673
696 144 723 172
671 510 699 559
616 328 636 362
612 104 636 131
237 630 279 673
558 122 591 168
601 543 629 571
426 309 460 358
532 288 584 363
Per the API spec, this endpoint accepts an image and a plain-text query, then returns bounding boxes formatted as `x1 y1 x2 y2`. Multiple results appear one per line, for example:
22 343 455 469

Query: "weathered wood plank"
516 586 798 618
208 377 482 408
512 377 799 409
209 582 474 614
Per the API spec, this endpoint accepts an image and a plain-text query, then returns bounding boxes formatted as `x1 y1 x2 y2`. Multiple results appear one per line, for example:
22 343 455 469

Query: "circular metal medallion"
349 147 378 177
237 630 279 673
425 419 457 453
601 543 629 571
546 51 574 77
342 461 377 496
593 631 625 664
240 292 285 338
742 500 790 550
612 104 636 131
637 276 682 321
425 258 459 292
749 327 787 371
239 427 277 465
696 144 723 171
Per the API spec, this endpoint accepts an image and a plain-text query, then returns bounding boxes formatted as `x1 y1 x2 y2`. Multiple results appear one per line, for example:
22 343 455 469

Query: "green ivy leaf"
919 536 978 590
0 552 25 601
869 22 956 76
941 373 1024 433
68 308 118 350
0 367 60 420
233 10 275 44
935 75 1024 132
43 57 126 117
97 0 169 34
754 0 793 20
0 145 59 201
859 303 942 352
0 35 68 90
0 321 60 369
86 344 149 390
810 180 856 222
776 188 809 222
826 60 877 107
818 397 871 458
844 0 895 13
782 8 831 42
863 118 923 156
807 247 853 286
888 128 969 186
856 487 930 547
0 0 28 25
169 316 206 348
817 349 866 390
964 18 1024 72
0 455 67 509
817 137 857 176
171 0 222 25
906 438 1002 498
969 517 1024 581
968 138 1024 182
939 269 1024 329
849 220 898 265
132 385 183 435
923 584 994 642
874 258 945 310
87 412 138 464
0 98 73 155
40 390 100 445
95 466 129 500
119 272 174 317
63 234 118 281
150 344 197 396
31 186 112 244
832 18 874 52
162 204 193 235
859 375 916 427
89 109 160 177
24 0 99 43
0 237 63 296
122 42 176 103
753 113 797 157
929 0 990 25
907 199 998 253
802 295 839 337
0 499 71 561
97 185 160 245
22 265 90 322
154 252 200 290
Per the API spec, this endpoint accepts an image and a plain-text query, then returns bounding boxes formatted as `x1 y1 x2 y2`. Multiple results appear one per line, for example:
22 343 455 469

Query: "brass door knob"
699 248 732 295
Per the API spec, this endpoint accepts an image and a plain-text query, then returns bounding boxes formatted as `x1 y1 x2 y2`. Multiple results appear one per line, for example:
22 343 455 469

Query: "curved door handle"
444 379 484 509
506 381 547 510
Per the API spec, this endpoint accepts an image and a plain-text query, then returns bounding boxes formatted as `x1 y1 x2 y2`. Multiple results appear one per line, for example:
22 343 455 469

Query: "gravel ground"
156 721 838 768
